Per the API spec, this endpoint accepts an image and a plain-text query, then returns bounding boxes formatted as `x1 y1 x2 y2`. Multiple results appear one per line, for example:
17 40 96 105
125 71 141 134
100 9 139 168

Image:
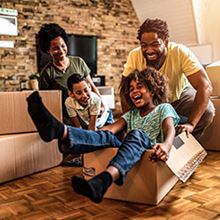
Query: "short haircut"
67 74 86 92
137 18 169 41
38 23 68 53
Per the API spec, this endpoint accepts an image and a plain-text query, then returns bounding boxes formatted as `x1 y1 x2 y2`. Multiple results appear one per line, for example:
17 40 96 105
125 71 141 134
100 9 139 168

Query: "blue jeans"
65 126 152 185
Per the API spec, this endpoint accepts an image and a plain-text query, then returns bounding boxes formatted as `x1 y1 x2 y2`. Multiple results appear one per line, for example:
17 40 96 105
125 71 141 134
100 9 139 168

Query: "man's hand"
175 123 194 137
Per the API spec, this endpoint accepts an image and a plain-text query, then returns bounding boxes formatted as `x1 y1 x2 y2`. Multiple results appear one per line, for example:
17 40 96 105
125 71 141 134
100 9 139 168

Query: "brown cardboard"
0 90 62 135
200 98 220 151
166 133 207 182
206 61 220 96
0 132 62 184
83 133 206 205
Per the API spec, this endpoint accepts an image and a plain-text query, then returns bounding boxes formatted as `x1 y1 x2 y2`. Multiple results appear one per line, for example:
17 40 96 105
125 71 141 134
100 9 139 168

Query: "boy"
65 73 114 130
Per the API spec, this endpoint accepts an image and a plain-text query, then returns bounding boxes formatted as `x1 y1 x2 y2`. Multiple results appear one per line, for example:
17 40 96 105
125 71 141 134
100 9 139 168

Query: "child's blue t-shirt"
122 103 180 146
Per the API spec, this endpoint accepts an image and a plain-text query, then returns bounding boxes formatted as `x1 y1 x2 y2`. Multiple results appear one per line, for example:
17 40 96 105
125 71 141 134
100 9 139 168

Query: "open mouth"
146 53 157 60
132 94 142 104
80 98 89 105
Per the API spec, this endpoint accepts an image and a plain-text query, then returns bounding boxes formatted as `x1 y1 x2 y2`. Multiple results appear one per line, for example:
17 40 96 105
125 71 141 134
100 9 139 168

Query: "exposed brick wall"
0 0 140 115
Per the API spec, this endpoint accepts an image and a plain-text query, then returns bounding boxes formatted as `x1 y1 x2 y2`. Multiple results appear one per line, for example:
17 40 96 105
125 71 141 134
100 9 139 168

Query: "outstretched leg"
72 129 151 203
27 91 65 142
72 171 113 203
27 91 122 154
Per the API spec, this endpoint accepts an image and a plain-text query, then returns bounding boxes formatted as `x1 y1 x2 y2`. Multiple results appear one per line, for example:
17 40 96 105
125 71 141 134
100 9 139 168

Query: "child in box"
65 73 113 130
26 67 180 203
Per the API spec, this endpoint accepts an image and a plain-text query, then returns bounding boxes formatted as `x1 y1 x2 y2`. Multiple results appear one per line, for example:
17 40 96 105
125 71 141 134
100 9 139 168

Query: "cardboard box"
206 60 220 96
0 90 62 135
83 133 207 205
200 98 220 151
0 132 62 184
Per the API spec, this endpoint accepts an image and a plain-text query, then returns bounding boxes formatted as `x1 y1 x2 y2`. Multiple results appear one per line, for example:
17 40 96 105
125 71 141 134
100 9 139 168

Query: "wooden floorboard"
0 151 219 220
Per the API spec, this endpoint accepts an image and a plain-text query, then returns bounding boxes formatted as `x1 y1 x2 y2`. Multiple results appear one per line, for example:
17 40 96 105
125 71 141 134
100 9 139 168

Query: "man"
120 18 214 139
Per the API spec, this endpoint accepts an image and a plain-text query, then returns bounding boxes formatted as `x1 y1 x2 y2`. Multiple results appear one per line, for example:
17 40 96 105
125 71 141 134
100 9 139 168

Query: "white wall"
131 0 198 44
193 0 220 62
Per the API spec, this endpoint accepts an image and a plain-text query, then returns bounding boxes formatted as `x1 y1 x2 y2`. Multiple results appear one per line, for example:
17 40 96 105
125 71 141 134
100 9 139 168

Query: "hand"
150 143 171 162
175 123 194 137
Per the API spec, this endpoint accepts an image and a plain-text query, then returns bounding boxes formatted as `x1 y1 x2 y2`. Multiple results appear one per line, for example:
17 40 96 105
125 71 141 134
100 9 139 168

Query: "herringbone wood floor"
0 151 219 220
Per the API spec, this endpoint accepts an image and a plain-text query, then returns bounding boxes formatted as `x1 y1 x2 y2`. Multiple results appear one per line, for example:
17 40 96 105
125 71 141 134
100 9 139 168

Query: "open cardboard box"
83 132 207 205
0 90 62 135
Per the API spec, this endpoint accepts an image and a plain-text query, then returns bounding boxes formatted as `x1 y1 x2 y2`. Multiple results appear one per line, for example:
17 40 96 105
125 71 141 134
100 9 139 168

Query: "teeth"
134 95 141 100
147 54 157 59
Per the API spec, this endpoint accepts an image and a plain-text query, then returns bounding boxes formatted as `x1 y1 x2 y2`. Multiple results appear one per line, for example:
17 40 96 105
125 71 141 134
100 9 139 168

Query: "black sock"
72 171 113 203
26 91 64 142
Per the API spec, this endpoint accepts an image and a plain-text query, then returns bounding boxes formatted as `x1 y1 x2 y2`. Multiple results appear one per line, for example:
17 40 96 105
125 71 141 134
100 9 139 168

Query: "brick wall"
0 0 140 115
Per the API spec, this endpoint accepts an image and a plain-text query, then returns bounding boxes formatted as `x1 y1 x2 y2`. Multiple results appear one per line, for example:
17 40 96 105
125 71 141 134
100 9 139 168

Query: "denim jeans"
65 126 152 185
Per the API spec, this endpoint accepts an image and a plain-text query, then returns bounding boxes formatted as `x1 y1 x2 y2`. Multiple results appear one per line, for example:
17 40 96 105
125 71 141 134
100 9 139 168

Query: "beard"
147 55 165 69
144 47 167 70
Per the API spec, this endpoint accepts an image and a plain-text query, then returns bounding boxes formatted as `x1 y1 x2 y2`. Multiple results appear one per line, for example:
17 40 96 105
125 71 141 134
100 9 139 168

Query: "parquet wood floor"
0 151 219 220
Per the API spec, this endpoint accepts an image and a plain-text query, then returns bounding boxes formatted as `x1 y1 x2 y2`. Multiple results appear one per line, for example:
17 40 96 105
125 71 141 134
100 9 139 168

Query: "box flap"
166 132 207 182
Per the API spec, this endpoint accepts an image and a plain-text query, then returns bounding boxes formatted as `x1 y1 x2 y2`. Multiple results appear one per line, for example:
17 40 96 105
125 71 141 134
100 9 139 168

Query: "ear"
68 90 74 98
164 38 169 47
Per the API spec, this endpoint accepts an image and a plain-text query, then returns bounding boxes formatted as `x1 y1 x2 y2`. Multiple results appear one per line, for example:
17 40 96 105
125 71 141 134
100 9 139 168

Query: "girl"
27 67 180 203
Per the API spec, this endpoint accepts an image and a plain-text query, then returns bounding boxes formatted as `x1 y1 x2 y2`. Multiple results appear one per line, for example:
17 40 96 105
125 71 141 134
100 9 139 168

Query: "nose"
144 45 154 53
57 47 65 54
82 91 88 98
131 88 139 94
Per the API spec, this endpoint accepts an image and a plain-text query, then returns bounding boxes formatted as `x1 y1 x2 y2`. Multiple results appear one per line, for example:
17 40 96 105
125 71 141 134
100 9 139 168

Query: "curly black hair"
137 18 169 41
120 67 169 108
38 23 68 53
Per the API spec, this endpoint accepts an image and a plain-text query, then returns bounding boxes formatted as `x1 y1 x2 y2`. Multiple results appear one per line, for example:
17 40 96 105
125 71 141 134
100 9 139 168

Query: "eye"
129 87 134 92
75 91 82 95
84 88 89 93
151 42 161 47
140 43 148 48
136 82 144 89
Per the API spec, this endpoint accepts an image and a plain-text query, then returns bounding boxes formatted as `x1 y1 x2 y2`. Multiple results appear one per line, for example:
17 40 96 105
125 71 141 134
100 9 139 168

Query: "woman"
38 23 101 119
38 23 103 166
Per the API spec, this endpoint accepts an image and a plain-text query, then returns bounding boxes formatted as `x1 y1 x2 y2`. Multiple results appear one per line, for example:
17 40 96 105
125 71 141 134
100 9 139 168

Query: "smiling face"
140 32 168 69
129 78 154 111
71 80 91 107
48 36 68 62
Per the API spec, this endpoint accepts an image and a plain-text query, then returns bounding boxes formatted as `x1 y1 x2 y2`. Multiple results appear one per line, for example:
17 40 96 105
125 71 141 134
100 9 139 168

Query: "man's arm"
176 69 213 135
